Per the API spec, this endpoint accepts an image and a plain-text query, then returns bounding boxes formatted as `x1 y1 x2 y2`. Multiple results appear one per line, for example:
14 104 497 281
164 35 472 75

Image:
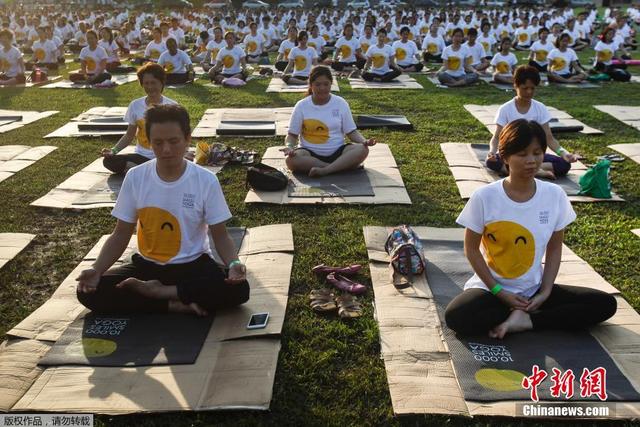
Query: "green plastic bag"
578 159 612 199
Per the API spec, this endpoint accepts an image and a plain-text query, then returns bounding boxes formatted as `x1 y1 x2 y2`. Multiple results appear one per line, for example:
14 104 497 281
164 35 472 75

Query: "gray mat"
72 175 123 205
39 313 214 367
422 230 640 402
289 167 374 197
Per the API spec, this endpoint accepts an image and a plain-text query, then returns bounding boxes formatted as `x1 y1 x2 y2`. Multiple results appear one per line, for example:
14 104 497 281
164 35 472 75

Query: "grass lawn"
0 44 639 426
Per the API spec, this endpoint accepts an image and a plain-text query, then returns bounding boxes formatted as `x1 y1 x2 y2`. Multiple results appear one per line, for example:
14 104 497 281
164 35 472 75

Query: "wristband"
555 146 568 156
228 260 242 269
490 283 503 296
111 146 120 155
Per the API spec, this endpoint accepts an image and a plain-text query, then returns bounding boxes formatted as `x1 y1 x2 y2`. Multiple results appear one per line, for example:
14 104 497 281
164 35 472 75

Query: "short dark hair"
467 27 478 37
555 33 570 48
451 28 464 38
514 65 541 86
400 26 410 34
538 26 549 36
377 27 387 35
145 104 190 140
137 62 166 87
498 119 547 161
307 65 333 96
0 29 13 40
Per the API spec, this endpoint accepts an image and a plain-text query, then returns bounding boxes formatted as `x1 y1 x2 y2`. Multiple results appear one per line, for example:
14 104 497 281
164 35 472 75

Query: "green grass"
0 45 639 426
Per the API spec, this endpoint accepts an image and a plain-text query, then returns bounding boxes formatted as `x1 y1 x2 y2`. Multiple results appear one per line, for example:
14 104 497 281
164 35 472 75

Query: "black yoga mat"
355 115 413 130
289 167 374 197
421 229 640 402
39 312 214 367
470 143 583 196
548 118 584 133
77 122 129 132
216 120 276 136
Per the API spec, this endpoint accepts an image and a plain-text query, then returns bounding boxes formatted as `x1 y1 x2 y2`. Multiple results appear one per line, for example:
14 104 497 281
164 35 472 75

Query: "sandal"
309 288 337 313
326 272 367 295
312 263 362 276
336 294 363 319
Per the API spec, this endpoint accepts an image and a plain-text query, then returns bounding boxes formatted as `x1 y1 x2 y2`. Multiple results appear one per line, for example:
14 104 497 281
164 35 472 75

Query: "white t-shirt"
515 27 534 46
392 40 419 66
31 39 57 63
490 52 517 75
477 33 497 54
442 44 471 77
289 94 357 157
307 35 326 55
358 35 375 57
288 45 317 77
463 42 487 66
456 179 576 297
334 36 360 63
205 39 225 64
529 40 552 66
74 30 88 47
366 44 394 74
79 45 108 74
0 46 23 77
145 40 166 61
594 40 617 66
216 45 245 74
243 33 264 56
421 34 446 56
278 39 296 61
548 48 578 75
495 98 552 127
158 49 192 74
124 95 177 158
98 39 118 62
112 160 232 265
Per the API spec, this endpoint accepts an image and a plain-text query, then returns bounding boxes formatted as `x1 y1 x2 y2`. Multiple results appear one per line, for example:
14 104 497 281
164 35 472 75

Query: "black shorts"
298 144 348 163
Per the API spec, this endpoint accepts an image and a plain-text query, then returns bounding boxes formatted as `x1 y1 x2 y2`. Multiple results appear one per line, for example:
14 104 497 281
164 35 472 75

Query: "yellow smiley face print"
136 118 150 149
302 119 329 144
482 221 535 279
340 44 352 58
210 48 219 62
284 48 291 59
420 27 428 34
308 42 316 49
597 49 612 62
294 55 307 71
395 48 407 61
35 48 45 61
518 33 528 42
408 33 414 40
137 207 182 263
481 41 490 52
550 57 566 72
322 34 330 41
535 50 548 61
86 57 96 73
222 55 235 68
496 61 510 74
247 40 257 53
64 338 117 358
447 56 461 70
151 49 160 59
371 53 385 68
361 43 369 53
164 61 175 73
427 43 437 54
0 58 9 71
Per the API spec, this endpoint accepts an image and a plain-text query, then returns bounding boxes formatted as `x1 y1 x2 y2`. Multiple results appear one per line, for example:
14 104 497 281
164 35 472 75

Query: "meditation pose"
69 30 112 85
331 23 365 73
437 28 479 87
0 29 25 85
421 23 446 63
490 37 518 85
445 119 616 339
101 63 176 174
547 33 588 83
528 27 552 73
593 27 632 82
362 28 402 83
282 31 318 85
157 37 194 85
144 27 167 63
208 31 247 84
487 66 577 180
276 27 298 72
463 28 490 73
282 65 375 177
392 26 423 73
77 104 249 316
244 22 266 64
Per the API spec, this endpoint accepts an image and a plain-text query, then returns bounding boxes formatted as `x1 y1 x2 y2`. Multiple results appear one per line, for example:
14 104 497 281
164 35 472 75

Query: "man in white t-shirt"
77 104 249 316
0 29 26 85
157 37 194 85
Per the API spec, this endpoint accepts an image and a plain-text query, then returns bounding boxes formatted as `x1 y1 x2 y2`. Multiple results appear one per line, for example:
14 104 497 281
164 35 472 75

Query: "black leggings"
77 253 250 314
103 153 150 174
528 60 548 73
331 59 366 71
362 69 402 82
165 73 190 85
444 284 616 336
594 62 631 82
423 52 442 63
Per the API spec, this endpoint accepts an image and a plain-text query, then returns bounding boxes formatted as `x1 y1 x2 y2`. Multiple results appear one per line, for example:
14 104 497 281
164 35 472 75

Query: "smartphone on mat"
247 312 269 329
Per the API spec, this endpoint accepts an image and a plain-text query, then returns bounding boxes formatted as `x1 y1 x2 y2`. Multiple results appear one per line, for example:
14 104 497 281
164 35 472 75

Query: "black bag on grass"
246 163 288 191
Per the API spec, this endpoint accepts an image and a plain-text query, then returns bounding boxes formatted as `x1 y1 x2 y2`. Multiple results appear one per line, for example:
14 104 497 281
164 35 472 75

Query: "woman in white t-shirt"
158 37 194 85
593 26 632 82
445 118 616 338
358 25 376 61
331 23 364 73
0 30 25 85
275 27 298 72
69 30 112 85
101 63 177 174
491 37 518 85
203 26 225 71
487 65 577 180
528 27 552 73
547 33 587 83
282 65 376 177
437 28 479 87
144 27 167 63
392 26 424 73
99 27 122 72
282 31 318 85
421 23 446 63
477 22 497 57
208 31 247 84
362 28 402 83
78 104 249 316
244 22 266 64
308 24 328 61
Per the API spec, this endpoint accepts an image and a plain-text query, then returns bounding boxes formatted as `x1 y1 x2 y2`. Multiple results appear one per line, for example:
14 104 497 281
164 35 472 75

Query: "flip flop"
309 288 337 313
336 294 363 319
326 273 367 295
312 264 362 276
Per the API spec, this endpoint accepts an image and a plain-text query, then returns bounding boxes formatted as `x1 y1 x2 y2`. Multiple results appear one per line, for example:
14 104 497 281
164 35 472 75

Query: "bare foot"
536 169 556 180
308 166 329 177
116 278 169 299
488 309 533 339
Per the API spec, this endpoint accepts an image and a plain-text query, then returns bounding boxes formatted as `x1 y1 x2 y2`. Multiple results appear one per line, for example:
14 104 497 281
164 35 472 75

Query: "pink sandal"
312 264 362 276
326 272 367 295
